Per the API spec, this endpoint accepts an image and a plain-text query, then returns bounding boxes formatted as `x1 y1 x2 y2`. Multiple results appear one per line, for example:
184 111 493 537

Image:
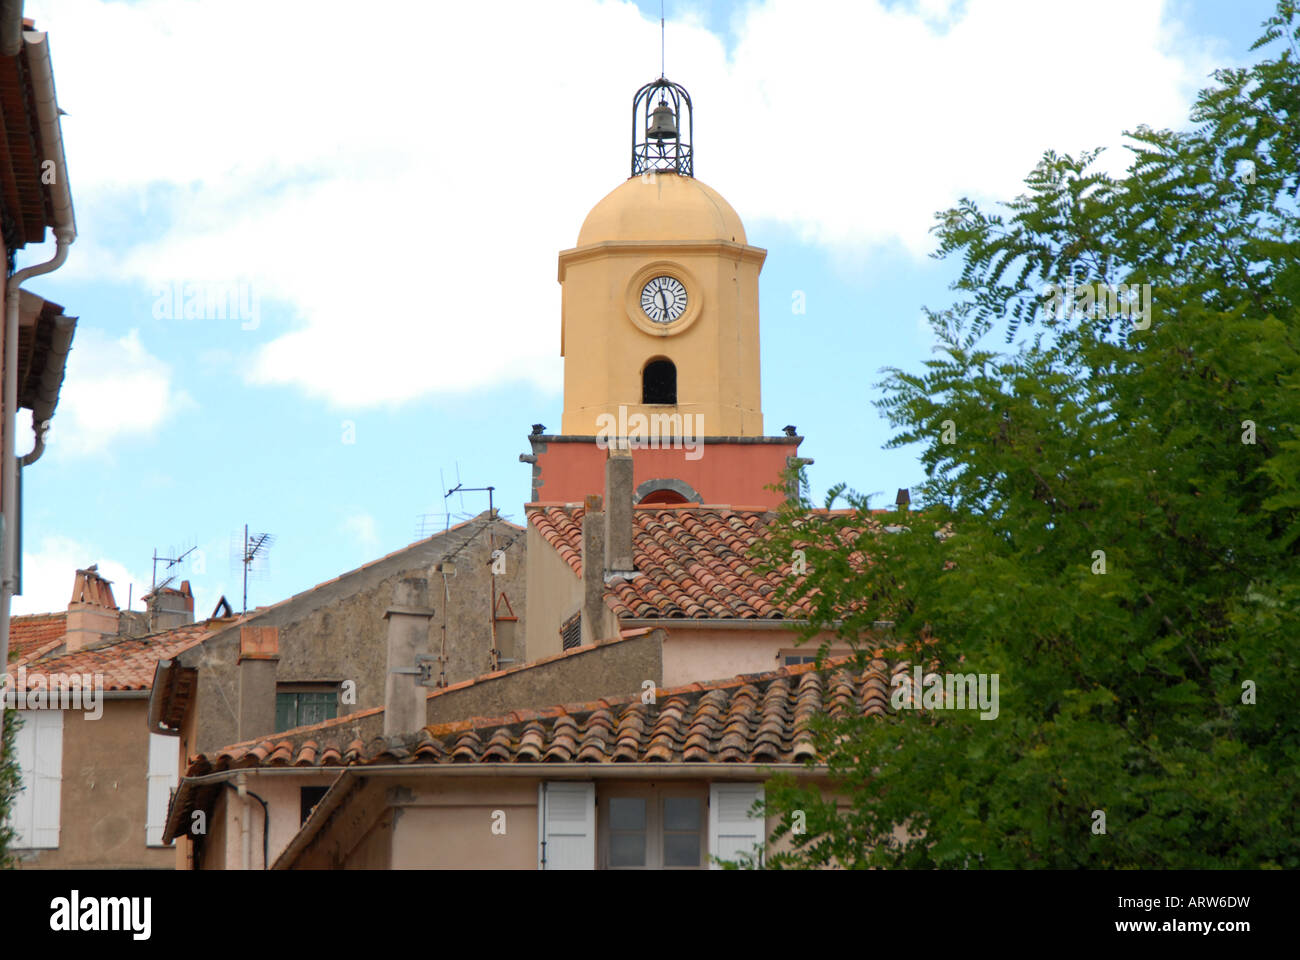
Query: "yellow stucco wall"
558 173 766 437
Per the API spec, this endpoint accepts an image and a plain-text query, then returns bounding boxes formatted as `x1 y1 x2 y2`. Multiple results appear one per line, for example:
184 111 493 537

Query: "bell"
646 100 677 140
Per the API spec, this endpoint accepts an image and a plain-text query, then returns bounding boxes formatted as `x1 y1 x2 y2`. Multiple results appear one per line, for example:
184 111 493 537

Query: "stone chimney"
581 494 605 646
604 441 635 577
383 577 435 737
145 580 195 633
66 566 121 652
237 626 279 741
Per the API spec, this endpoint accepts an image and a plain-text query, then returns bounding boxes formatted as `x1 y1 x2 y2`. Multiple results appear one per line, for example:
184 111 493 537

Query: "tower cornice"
557 239 766 282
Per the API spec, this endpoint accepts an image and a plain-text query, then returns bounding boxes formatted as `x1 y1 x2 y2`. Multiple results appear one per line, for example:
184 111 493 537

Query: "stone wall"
181 513 527 754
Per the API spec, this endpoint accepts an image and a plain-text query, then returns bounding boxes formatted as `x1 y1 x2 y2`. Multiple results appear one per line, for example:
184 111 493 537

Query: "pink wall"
660 626 846 687
532 437 801 508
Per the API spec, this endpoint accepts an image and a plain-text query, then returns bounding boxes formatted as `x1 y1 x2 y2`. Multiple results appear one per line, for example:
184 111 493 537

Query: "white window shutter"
146 733 180 846
32 711 64 848
8 711 63 849
8 714 36 846
709 782 765 869
538 782 595 870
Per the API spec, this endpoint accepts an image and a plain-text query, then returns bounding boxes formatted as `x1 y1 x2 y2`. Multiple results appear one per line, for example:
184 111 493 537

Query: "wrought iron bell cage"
631 78 693 178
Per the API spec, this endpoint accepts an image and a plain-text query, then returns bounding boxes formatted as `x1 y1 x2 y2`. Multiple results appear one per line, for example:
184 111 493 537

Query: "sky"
12 0 1280 618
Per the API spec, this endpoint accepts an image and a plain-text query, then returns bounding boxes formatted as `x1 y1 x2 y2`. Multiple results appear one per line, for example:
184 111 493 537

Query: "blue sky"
13 0 1280 617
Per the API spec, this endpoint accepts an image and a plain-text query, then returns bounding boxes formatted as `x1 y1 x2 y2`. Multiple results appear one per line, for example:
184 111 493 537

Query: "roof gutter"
19 310 74 466
0 28 76 743
620 617 838 631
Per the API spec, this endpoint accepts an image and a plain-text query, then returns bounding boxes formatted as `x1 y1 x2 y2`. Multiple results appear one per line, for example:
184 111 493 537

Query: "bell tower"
526 78 805 509
559 78 766 438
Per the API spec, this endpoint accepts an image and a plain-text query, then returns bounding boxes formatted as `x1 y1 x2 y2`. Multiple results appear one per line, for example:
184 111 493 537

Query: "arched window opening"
639 488 689 505
642 359 676 405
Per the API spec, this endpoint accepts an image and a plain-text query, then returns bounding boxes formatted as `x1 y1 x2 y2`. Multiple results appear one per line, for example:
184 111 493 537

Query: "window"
708 783 765 868
638 488 689 505
301 786 330 825
779 649 850 667
146 733 180 846
8 710 62 849
539 780 766 870
642 359 676 405
538 781 596 870
599 785 705 869
275 684 339 733
559 612 581 651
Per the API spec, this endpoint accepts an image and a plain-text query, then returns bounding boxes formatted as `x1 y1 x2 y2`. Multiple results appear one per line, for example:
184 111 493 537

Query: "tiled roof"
9 621 216 691
9 612 66 662
529 503 821 619
182 656 904 775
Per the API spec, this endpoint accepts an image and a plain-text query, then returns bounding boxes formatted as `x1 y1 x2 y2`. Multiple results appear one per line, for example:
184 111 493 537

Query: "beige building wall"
523 522 586 661
15 699 174 869
659 626 844 687
201 773 340 870
390 778 538 869
283 772 844 870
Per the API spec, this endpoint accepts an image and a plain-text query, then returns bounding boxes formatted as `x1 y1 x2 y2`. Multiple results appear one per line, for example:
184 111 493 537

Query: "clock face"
640 275 688 324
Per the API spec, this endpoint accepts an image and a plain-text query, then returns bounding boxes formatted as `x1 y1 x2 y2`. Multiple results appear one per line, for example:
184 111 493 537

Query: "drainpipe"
235 774 251 870
0 28 76 729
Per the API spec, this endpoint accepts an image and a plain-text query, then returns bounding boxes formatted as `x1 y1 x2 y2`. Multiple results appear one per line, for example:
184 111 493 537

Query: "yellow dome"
577 173 747 246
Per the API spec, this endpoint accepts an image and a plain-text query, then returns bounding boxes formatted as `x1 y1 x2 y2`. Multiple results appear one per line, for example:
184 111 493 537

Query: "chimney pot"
604 443 635 576
65 566 121 652
236 626 279 740
581 500 606 647
383 578 435 736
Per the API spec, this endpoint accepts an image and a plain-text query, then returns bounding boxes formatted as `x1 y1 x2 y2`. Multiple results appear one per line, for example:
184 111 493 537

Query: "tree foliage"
0 711 21 867
749 3 1300 868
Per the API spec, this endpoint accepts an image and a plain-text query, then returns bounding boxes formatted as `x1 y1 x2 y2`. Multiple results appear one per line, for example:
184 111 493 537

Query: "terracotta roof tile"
526 504 878 621
8 612 66 662
7 620 215 691
180 658 909 792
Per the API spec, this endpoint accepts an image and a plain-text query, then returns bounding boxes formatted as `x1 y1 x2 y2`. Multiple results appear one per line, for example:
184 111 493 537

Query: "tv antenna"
442 482 507 670
414 463 489 539
151 543 197 597
237 524 275 614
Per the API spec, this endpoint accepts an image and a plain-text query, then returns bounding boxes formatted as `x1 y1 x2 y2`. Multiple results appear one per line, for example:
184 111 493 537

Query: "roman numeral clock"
640 275 688 324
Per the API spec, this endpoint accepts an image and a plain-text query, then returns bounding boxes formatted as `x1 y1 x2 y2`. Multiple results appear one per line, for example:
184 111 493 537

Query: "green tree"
0 709 20 867
749 3 1300 869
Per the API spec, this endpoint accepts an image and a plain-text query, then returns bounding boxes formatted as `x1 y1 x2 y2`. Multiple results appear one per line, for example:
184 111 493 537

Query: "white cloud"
48 328 192 457
28 0 1220 409
341 512 379 557
11 535 147 617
